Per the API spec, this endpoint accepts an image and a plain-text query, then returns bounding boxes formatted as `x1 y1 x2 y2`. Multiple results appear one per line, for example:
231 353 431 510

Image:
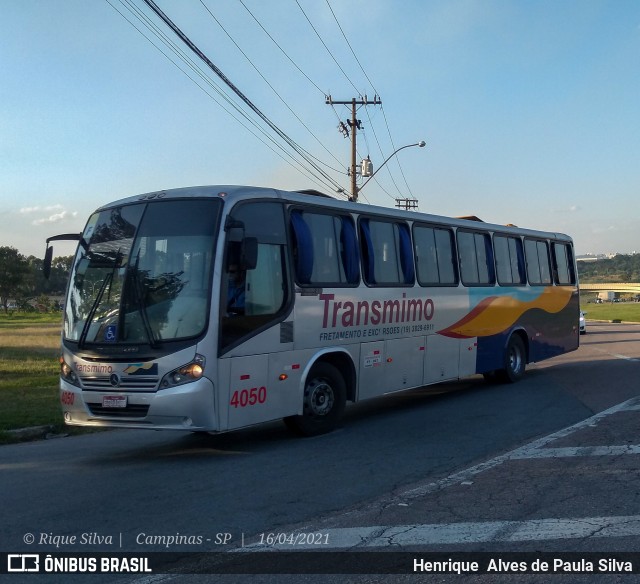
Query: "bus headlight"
60 356 80 387
160 354 206 389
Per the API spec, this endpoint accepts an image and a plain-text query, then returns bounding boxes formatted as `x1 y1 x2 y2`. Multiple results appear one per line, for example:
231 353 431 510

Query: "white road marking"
591 347 640 362
513 445 640 458
131 395 640 580
241 515 640 550
241 396 640 551
393 395 640 503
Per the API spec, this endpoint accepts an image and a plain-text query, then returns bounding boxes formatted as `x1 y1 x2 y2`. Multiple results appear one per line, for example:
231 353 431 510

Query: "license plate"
102 395 127 408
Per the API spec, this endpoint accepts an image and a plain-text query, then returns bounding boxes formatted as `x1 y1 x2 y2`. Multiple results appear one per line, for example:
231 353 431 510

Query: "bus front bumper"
60 376 218 431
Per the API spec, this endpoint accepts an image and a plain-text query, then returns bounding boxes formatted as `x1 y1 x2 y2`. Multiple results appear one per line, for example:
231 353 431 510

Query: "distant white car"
579 311 586 335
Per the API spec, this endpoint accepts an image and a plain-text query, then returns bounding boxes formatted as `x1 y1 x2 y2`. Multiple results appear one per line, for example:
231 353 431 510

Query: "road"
1 322 639 582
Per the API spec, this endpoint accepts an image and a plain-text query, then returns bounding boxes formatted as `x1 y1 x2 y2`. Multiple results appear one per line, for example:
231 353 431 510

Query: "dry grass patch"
0 317 63 440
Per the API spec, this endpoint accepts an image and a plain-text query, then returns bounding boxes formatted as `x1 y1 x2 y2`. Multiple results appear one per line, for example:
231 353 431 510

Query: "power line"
295 0 361 95
297 0 397 199
363 107 404 197
381 105 416 198
199 0 344 173
112 0 275 143
323 0 416 202
237 0 350 164
324 0 379 95
107 0 340 194
241 0 415 202
108 1 262 135
139 0 345 194
109 0 416 202
237 0 326 97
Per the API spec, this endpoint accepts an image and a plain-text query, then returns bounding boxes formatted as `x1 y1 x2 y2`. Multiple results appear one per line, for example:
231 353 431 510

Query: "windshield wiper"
130 254 159 349
78 249 121 349
78 271 113 349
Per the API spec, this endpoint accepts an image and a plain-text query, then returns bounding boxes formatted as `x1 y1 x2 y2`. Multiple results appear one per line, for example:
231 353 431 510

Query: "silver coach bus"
46 185 579 436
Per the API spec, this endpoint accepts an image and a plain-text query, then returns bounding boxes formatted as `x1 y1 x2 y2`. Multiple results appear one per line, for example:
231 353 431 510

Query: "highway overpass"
579 282 640 293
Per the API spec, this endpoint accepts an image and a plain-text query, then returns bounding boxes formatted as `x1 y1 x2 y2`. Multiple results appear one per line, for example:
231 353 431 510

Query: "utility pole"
326 95 382 202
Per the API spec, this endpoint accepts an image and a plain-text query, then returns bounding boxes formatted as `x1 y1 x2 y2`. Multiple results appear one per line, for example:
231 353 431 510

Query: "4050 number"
230 386 267 408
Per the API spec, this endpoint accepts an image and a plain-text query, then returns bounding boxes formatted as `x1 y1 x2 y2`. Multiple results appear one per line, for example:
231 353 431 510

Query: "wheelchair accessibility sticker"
104 325 117 343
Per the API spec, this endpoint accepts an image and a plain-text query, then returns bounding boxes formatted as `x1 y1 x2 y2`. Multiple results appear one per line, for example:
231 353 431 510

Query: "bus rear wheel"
497 334 526 383
284 362 346 436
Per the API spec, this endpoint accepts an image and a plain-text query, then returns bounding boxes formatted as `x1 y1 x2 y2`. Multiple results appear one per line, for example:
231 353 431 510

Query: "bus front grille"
87 404 150 418
81 376 159 391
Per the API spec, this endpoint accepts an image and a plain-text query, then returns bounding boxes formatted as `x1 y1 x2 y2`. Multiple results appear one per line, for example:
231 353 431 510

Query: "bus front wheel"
497 334 526 383
284 362 346 436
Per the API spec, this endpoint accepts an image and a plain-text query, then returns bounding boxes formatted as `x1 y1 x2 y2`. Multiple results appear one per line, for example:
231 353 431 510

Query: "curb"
584 319 635 324
5 425 66 442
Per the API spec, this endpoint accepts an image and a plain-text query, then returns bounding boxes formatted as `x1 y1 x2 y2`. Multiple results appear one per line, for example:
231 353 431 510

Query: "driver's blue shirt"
227 281 245 311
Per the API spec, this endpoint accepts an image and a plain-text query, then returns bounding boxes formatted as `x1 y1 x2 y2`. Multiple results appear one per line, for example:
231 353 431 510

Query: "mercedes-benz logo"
109 373 120 387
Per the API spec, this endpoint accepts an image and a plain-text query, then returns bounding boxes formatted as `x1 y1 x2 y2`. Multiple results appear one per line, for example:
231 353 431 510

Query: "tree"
47 255 74 295
0 247 30 312
578 254 640 283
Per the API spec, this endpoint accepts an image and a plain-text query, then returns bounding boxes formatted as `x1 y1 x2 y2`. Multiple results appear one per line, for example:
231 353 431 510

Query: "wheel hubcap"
307 379 334 417
510 347 522 372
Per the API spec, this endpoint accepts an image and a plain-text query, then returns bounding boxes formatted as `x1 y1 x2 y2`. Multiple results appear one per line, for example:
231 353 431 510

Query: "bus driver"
226 262 246 315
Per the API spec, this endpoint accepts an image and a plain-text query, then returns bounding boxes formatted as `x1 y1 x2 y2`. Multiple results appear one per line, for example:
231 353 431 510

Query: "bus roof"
100 185 573 243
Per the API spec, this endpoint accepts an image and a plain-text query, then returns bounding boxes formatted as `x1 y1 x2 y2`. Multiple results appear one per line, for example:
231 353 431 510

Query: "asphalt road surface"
2 321 639 583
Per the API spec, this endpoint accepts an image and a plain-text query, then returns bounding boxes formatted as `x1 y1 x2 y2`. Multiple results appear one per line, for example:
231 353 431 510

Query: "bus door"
218 201 296 431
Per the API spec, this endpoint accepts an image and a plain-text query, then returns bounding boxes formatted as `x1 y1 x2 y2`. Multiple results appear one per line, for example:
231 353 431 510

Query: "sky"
1 0 639 259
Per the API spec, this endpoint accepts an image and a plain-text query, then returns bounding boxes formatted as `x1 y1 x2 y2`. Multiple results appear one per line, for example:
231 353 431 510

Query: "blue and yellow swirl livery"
438 286 579 375
439 287 576 339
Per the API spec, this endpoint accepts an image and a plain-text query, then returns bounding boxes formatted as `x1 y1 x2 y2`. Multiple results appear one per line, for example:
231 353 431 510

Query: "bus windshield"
63 199 222 347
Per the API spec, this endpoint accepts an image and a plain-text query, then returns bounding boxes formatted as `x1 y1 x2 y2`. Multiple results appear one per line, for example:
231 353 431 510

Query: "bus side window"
552 242 576 285
525 239 552 285
457 231 495 286
414 225 457 286
359 218 414 286
290 210 359 286
494 235 526 286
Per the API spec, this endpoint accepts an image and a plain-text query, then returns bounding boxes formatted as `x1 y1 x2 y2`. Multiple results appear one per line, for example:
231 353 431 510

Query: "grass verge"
0 312 75 443
1 300 638 444
580 302 640 323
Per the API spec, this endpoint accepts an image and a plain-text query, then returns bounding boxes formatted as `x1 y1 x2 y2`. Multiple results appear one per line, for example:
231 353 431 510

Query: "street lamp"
353 140 426 202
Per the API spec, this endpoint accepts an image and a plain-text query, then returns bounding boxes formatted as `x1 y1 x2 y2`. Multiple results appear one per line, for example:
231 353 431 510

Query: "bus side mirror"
241 237 258 270
43 246 53 280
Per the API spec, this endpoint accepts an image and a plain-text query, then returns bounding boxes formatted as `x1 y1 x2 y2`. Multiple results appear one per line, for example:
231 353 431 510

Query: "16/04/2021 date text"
258 532 330 546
